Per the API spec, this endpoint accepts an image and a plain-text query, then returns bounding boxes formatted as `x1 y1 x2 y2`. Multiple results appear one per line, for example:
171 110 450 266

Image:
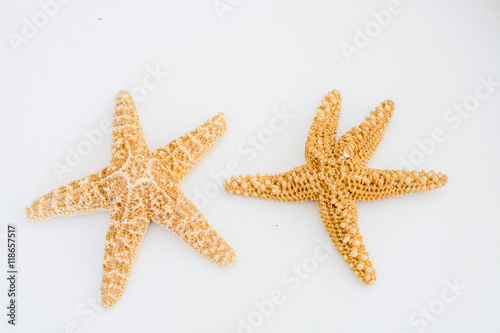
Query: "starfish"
26 91 236 307
223 90 448 284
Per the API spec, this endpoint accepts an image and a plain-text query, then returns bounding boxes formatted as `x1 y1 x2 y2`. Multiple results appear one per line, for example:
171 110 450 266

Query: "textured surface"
26 91 236 307
224 90 448 284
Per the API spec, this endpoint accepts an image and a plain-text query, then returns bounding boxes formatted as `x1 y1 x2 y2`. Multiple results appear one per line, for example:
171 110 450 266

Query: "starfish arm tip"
216 111 226 120
420 170 449 191
25 200 51 221
361 274 377 285
442 173 449 184
25 204 36 220
114 91 136 110
116 90 132 100
222 177 240 195
101 290 119 309
215 112 228 131
218 249 237 267
383 98 395 108
222 177 231 187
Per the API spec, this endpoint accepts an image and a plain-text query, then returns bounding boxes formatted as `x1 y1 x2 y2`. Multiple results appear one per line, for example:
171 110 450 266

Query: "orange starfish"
26 91 236 307
224 90 447 284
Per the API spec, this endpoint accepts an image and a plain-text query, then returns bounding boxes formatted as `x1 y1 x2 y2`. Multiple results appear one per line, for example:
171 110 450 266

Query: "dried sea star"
26 91 236 307
224 90 447 284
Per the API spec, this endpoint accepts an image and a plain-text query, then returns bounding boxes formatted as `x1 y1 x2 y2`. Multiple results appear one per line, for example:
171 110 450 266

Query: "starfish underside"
224 90 448 284
26 91 236 307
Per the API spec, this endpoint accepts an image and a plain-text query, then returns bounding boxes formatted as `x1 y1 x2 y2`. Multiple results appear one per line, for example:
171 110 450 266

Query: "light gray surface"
1 0 499 332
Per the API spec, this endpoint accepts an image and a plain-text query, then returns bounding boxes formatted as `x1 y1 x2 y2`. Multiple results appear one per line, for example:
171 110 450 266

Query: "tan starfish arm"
347 168 448 201
150 183 236 266
305 90 342 164
223 165 321 202
318 193 376 284
335 99 395 165
111 91 147 164
101 210 149 308
26 168 110 221
154 113 227 183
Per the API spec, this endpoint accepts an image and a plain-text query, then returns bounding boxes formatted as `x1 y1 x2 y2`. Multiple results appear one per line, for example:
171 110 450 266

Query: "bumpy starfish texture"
224 90 448 284
26 91 236 307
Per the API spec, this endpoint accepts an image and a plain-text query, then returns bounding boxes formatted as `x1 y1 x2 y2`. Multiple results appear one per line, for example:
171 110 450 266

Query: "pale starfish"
224 90 448 284
26 91 236 307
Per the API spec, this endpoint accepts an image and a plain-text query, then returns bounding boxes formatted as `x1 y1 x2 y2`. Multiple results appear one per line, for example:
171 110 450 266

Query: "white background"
1 0 500 332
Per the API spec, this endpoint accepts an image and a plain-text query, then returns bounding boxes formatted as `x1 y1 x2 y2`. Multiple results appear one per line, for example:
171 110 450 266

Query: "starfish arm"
154 113 227 183
336 99 395 165
150 182 236 266
347 168 448 201
111 91 147 164
318 192 376 284
305 90 342 164
26 168 110 221
101 209 149 308
223 165 321 202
